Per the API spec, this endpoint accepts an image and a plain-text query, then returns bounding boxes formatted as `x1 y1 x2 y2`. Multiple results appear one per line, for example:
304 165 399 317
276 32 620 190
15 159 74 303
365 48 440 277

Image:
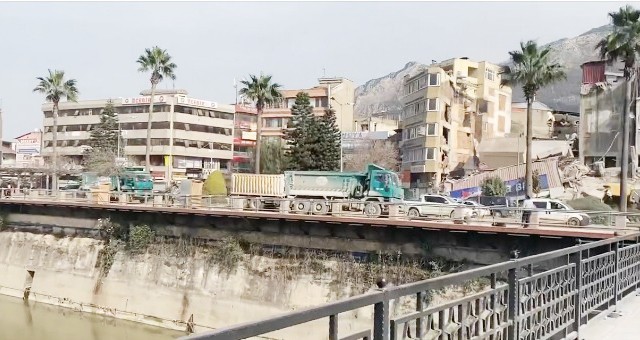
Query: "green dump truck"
81 167 154 199
230 164 404 217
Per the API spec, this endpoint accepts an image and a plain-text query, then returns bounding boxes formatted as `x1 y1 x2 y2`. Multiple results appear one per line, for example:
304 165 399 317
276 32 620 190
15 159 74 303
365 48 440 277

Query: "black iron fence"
180 232 640 340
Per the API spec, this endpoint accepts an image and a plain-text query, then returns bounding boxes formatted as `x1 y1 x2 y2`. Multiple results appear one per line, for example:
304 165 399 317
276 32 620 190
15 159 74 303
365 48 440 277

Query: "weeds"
127 224 155 253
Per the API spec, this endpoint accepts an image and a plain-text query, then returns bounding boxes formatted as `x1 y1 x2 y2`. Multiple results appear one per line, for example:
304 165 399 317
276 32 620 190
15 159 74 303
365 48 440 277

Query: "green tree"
137 46 177 171
501 41 565 197
203 170 227 196
316 108 341 171
481 176 507 196
239 74 283 174
260 139 287 174
596 5 640 211
83 100 123 176
285 92 318 170
33 69 79 193
88 100 121 152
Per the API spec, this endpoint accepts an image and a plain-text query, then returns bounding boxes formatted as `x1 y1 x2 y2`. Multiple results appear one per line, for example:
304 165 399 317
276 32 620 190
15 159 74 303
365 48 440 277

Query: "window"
533 202 547 209
499 94 507 111
425 147 436 160
485 69 496 81
427 98 439 111
428 73 440 86
426 123 437 136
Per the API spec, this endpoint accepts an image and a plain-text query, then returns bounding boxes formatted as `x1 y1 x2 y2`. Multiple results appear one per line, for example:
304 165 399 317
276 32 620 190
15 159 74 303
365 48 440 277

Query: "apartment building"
41 89 234 181
260 77 355 142
400 57 512 196
579 60 640 169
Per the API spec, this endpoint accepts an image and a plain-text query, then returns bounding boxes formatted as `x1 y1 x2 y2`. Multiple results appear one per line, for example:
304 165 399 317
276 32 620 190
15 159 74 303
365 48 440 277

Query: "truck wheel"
311 202 329 215
248 198 264 211
407 208 420 219
293 200 311 214
568 218 580 227
364 202 382 218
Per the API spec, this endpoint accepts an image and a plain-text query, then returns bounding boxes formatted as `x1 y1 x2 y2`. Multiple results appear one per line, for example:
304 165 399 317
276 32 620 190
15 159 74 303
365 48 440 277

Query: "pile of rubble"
558 158 594 199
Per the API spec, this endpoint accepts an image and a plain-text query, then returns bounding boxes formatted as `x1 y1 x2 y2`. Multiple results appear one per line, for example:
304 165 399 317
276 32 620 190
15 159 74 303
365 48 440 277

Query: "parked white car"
529 199 591 226
462 200 491 218
406 194 474 219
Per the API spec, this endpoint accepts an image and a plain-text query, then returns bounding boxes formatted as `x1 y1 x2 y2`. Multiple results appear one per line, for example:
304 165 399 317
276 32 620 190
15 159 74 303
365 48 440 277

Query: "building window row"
402 147 437 163
44 138 231 151
402 123 438 140
485 69 496 81
262 117 289 129
174 105 233 120
44 122 232 136
44 104 234 120
402 98 440 120
403 73 441 96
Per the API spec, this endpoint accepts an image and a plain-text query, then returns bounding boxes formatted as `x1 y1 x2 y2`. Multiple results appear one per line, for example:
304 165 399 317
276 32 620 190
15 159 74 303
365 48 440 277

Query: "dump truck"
230 164 404 217
80 167 154 199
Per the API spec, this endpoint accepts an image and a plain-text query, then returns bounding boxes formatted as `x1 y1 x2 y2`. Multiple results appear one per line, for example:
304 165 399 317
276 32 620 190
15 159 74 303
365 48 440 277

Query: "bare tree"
83 148 121 177
344 140 400 172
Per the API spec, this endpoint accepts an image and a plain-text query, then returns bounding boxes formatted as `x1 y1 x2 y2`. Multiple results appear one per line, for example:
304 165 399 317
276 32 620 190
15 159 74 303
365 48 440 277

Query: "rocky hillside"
354 25 613 118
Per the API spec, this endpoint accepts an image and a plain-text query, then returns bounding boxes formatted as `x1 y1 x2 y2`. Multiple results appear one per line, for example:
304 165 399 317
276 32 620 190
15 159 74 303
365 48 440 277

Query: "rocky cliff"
354 25 614 118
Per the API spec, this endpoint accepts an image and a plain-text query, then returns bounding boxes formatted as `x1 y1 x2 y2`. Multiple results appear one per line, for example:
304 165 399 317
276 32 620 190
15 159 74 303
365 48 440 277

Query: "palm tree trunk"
525 97 533 197
255 107 262 174
52 103 59 194
145 83 156 172
620 77 631 212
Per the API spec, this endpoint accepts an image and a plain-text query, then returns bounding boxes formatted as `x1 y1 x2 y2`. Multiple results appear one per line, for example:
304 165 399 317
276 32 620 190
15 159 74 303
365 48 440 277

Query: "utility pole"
620 69 635 212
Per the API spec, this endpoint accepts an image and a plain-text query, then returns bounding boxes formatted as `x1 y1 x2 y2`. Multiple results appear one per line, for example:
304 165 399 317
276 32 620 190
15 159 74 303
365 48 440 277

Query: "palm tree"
136 46 177 172
597 5 640 212
239 74 283 174
501 41 565 197
33 69 79 193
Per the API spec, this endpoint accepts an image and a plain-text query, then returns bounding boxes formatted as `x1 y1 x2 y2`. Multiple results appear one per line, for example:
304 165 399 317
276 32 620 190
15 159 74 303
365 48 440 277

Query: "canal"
0 294 185 340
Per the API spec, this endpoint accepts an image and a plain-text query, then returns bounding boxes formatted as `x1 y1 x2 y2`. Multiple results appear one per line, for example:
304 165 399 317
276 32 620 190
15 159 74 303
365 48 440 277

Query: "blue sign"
450 174 549 199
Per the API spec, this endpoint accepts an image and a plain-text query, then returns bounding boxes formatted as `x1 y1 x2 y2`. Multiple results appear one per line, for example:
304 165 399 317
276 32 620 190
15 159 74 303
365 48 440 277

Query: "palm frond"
137 46 178 84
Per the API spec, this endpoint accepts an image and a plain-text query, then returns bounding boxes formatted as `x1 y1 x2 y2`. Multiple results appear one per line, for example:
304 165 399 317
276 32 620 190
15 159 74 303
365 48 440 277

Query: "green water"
0 294 186 340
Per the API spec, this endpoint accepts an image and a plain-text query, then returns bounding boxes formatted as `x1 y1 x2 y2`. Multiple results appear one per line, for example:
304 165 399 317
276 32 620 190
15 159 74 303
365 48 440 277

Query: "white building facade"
41 89 234 181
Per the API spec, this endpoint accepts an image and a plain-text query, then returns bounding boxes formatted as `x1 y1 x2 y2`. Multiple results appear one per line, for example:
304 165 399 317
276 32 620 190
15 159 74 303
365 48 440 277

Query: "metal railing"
180 232 640 340
1 188 640 230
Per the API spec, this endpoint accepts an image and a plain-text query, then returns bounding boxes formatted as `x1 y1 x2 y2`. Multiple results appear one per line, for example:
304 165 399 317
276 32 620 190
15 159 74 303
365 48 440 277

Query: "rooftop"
512 101 553 111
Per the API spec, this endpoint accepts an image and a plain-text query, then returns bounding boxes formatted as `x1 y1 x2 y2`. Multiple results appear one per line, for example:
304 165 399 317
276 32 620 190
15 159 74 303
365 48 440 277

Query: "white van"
529 198 590 226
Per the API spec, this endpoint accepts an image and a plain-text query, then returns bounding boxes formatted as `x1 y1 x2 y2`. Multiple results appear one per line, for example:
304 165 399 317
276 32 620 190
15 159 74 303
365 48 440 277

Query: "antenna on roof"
323 68 326 77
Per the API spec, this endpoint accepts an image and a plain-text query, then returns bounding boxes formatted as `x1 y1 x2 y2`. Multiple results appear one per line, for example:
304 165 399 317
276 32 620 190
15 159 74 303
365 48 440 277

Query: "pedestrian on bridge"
522 195 535 228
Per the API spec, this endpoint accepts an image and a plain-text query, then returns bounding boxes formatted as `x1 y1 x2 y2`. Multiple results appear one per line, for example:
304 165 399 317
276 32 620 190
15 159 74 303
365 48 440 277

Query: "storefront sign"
177 96 218 109
449 175 550 199
121 96 167 105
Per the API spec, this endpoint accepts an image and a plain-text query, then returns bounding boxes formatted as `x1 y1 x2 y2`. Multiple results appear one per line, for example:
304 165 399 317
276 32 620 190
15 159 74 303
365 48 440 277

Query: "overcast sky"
0 1 632 138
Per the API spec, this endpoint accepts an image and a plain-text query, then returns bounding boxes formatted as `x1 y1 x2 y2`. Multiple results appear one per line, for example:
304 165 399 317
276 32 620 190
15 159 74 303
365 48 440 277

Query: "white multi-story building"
40 89 234 181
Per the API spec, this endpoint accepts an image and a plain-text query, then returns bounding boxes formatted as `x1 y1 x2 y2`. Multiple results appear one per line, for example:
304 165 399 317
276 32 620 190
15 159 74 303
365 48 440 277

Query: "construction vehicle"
230 164 404 217
81 167 154 199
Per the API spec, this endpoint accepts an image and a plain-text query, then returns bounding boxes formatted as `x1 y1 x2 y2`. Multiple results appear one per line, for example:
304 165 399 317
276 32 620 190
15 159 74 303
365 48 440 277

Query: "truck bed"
231 174 285 197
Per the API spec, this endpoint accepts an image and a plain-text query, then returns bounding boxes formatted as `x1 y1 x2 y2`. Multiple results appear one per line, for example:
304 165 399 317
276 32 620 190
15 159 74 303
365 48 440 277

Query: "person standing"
522 195 535 228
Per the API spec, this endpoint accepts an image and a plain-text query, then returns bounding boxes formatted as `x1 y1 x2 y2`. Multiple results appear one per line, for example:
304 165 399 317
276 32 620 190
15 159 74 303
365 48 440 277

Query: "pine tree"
261 139 287 174
316 108 341 171
285 92 318 170
89 100 121 152
83 100 123 175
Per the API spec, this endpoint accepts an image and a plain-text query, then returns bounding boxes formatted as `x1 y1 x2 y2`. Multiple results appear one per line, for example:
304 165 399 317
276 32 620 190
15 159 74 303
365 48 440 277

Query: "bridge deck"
582 291 640 339
0 198 624 240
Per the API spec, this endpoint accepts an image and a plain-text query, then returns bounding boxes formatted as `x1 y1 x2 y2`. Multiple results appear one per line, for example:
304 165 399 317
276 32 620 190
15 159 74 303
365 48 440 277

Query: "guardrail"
180 232 640 340
0 188 638 230
0 189 640 230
